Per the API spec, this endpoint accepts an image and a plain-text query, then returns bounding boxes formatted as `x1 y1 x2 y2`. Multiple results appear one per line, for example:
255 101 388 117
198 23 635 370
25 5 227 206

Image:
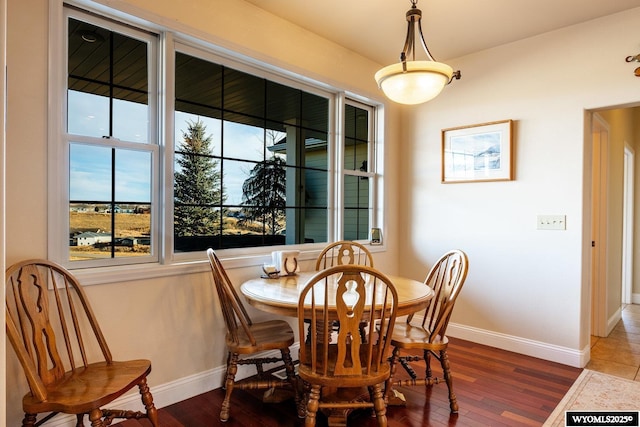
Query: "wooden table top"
240 270 433 318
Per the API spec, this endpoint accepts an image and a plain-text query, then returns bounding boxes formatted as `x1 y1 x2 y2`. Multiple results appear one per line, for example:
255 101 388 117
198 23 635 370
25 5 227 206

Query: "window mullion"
160 31 175 264
333 93 345 242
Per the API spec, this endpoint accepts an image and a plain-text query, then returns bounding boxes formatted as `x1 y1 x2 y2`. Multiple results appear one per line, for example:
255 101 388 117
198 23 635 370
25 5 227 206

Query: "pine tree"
240 156 286 234
174 119 224 236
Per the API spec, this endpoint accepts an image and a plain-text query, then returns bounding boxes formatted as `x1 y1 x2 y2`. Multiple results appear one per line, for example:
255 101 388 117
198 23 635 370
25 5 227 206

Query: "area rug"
544 369 640 426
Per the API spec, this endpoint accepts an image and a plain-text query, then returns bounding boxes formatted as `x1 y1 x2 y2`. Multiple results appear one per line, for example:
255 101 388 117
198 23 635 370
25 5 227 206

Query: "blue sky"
69 90 284 205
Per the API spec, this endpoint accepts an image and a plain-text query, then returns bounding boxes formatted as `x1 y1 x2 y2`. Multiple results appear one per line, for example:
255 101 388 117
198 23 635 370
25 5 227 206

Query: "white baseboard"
607 307 623 336
446 323 588 368
41 345 300 427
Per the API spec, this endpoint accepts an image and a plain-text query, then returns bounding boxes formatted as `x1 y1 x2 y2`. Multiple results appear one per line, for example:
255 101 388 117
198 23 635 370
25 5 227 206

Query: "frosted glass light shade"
375 60 454 105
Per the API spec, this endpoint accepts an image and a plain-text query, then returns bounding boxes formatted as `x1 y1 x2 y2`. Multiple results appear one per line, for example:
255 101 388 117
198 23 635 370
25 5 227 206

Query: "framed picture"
441 120 514 183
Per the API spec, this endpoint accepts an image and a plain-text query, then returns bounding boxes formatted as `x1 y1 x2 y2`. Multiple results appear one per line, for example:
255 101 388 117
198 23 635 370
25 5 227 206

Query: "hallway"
588 303 640 380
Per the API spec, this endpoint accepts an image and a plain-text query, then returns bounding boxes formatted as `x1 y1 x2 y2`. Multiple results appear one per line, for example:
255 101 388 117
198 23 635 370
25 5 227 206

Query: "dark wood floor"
117 337 582 427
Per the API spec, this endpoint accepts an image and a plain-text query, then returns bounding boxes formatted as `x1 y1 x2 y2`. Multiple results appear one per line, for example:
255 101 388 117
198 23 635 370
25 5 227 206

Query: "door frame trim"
591 112 609 337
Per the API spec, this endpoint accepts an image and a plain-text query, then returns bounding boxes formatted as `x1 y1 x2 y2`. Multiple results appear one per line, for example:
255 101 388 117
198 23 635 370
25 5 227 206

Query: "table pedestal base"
262 387 295 403
386 388 407 406
315 387 378 427
325 410 351 427
261 378 306 418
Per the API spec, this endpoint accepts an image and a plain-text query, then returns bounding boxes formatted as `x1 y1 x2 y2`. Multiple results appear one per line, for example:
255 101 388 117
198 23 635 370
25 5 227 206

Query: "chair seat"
227 319 294 354
298 344 390 388
299 364 390 389
22 360 152 414
390 323 448 351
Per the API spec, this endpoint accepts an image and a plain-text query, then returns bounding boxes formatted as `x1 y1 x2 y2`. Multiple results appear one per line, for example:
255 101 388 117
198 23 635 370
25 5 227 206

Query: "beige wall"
6 3 51 423
0 0 6 423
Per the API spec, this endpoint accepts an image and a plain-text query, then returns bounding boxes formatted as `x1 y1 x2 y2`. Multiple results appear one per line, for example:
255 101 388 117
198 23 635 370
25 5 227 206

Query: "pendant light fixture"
375 0 461 105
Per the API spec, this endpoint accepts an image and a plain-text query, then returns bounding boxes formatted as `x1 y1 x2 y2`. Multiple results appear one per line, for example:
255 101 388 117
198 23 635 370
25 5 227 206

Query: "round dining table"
240 270 433 318
240 269 433 415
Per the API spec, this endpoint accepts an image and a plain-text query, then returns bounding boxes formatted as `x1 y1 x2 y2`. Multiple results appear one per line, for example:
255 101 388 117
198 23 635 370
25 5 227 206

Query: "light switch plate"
537 215 566 230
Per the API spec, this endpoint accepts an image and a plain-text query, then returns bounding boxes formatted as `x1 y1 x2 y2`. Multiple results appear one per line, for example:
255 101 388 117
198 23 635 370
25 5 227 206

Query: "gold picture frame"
442 120 514 183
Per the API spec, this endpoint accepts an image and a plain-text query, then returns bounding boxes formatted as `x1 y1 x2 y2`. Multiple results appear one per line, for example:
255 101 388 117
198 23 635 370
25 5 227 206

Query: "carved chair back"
298 264 398 383
6 259 112 402
315 240 374 271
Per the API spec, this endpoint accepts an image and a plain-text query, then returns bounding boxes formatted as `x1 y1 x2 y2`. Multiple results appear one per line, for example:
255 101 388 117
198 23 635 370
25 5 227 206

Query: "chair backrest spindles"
207 249 257 347
315 240 374 271
415 250 469 340
51 268 78 371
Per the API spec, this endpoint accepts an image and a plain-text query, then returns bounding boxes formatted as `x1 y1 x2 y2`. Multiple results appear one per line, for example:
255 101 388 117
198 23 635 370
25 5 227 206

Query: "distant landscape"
70 211 151 237
70 211 151 259
69 210 268 259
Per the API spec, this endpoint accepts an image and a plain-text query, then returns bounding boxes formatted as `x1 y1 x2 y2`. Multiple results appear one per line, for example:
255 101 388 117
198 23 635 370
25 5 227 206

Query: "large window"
173 51 329 252
53 6 381 269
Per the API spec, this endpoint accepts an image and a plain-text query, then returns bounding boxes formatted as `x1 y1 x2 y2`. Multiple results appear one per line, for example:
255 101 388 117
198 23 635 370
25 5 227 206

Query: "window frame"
48 1 384 280
340 99 377 241
49 5 161 269
169 41 341 263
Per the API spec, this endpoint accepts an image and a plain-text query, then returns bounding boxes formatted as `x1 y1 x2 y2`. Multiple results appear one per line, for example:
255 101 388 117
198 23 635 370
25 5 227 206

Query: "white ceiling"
243 0 640 65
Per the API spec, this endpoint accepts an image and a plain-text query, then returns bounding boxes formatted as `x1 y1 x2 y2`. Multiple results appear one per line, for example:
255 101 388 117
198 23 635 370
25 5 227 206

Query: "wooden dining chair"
206 248 303 422
315 240 374 271
385 249 469 413
5 259 159 427
315 240 374 341
298 264 398 427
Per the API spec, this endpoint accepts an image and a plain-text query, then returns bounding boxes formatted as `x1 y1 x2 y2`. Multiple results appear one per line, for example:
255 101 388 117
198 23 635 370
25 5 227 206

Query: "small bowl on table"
261 264 280 279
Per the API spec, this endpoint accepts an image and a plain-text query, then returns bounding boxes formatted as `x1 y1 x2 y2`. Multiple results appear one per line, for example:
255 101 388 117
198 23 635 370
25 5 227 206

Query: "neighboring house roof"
269 137 327 153
75 231 110 238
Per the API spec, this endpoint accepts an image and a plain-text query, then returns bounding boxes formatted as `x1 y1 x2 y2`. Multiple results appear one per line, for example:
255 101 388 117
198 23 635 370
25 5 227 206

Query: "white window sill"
71 242 386 286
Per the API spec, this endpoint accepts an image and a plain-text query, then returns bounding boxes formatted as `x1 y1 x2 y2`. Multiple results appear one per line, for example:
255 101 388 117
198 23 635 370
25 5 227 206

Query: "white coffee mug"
272 250 300 276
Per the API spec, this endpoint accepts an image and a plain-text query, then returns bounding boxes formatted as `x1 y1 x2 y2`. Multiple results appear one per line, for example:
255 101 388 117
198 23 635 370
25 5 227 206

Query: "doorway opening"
589 106 640 339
